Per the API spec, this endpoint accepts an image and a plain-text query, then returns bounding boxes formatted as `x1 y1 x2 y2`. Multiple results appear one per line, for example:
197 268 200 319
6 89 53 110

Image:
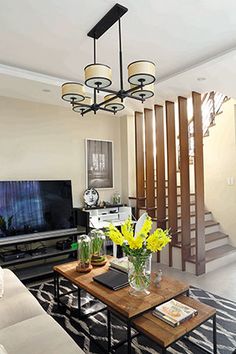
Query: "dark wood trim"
192 92 205 275
165 101 177 267
155 104 166 230
178 96 191 271
135 111 145 217
144 108 155 218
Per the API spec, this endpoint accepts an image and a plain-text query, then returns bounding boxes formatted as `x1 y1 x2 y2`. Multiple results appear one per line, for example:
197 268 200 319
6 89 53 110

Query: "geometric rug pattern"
29 279 236 354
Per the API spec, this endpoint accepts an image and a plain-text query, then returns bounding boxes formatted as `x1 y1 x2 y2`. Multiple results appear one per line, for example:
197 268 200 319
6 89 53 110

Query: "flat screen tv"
0 180 75 238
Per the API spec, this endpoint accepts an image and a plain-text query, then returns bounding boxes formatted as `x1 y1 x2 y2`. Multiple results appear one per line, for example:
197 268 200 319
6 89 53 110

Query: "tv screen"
0 180 75 238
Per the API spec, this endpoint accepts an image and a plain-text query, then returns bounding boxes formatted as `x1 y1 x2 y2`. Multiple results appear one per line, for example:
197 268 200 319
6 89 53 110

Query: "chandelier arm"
125 94 145 102
98 106 117 113
97 94 119 107
96 87 119 95
123 84 143 95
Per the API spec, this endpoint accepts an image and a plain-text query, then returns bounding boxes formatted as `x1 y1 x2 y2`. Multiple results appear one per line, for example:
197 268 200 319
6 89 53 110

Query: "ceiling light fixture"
61 3 156 116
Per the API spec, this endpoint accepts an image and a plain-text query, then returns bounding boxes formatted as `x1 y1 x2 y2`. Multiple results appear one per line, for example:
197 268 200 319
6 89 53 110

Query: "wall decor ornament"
86 139 113 189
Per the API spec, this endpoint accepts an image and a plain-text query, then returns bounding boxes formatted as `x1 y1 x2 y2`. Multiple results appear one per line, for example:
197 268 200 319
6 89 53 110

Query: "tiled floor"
152 260 236 302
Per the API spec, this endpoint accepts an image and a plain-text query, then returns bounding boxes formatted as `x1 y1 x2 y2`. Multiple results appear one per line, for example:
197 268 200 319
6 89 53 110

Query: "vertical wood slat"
135 111 145 217
144 108 155 218
192 92 205 275
166 101 177 267
155 105 166 230
178 97 191 271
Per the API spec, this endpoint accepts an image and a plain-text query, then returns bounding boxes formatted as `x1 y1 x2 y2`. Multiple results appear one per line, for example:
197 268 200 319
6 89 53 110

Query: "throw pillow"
0 267 4 298
0 344 8 354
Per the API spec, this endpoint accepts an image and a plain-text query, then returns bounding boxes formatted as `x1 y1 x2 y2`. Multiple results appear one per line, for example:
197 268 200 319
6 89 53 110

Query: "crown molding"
0 63 65 86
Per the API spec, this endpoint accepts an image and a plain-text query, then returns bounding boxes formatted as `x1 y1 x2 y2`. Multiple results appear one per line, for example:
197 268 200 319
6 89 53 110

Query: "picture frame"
85 139 114 189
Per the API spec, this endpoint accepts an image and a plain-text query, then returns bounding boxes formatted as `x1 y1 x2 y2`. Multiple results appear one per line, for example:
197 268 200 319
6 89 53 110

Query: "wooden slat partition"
178 97 191 271
192 92 205 275
165 101 177 266
135 111 145 217
155 105 166 230
144 108 155 218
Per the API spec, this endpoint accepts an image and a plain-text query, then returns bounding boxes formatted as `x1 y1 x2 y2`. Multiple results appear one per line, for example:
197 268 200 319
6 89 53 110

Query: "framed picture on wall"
85 139 114 189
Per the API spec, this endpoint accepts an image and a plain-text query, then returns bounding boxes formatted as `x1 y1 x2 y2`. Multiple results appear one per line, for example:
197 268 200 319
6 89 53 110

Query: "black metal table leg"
213 314 217 354
127 319 132 354
107 309 112 353
53 271 57 300
77 287 81 317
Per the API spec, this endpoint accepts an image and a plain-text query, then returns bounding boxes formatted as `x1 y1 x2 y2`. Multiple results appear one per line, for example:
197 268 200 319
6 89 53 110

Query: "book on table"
152 298 198 327
109 256 130 273
93 268 129 290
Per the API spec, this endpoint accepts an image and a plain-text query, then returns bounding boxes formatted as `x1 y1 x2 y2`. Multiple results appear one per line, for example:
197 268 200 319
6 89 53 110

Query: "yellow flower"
146 228 171 252
136 215 153 239
121 217 134 241
127 235 144 249
107 224 124 246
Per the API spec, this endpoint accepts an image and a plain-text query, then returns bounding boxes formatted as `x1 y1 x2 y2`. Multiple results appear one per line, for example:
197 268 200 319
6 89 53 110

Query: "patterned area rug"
29 279 236 354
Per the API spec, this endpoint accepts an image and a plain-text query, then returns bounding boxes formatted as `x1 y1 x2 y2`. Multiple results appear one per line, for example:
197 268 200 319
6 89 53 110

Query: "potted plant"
76 234 92 273
89 229 107 266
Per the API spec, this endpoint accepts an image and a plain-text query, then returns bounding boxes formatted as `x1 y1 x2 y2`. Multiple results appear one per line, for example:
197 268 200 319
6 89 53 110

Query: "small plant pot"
76 261 93 273
91 255 107 266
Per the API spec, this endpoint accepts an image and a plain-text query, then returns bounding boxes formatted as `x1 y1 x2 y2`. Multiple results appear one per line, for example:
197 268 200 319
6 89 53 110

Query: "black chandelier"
61 3 156 116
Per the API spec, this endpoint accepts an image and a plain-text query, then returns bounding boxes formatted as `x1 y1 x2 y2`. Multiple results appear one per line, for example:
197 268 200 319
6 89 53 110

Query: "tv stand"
0 227 85 282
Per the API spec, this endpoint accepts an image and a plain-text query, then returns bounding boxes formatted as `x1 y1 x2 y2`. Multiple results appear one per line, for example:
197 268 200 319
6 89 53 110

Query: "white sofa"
0 268 84 354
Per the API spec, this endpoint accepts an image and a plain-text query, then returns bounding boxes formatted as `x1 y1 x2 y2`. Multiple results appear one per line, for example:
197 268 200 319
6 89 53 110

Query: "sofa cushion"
0 314 84 354
0 269 44 329
0 344 8 354
0 267 4 298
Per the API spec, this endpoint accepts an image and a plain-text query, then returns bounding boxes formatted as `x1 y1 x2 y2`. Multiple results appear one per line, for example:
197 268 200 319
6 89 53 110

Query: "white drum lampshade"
73 96 92 113
84 64 112 89
128 60 155 85
104 95 124 112
130 83 155 100
61 83 85 102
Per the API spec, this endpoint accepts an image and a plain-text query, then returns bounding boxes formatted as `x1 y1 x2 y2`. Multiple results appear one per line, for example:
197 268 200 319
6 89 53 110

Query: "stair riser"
177 213 212 227
206 252 236 272
172 247 183 270
166 195 195 204
177 224 220 241
187 237 229 256
206 237 229 251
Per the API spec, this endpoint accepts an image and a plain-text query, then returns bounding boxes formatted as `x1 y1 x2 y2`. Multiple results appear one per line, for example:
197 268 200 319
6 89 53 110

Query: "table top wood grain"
132 294 216 347
54 257 189 318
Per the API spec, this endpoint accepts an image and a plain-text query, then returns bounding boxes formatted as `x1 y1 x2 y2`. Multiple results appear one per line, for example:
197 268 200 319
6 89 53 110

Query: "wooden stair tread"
177 211 211 219
177 220 219 233
174 232 228 249
187 245 236 264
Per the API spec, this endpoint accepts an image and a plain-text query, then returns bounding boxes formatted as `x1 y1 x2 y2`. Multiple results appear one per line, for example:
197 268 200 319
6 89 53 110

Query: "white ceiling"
0 0 236 109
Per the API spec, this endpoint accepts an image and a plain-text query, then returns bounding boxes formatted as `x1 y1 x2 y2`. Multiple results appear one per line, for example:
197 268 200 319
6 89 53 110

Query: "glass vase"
89 229 107 266
128 254 152 297
76 234 92 273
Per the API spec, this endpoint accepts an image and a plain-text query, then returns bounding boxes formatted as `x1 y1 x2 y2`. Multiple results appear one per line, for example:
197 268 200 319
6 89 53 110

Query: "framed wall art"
85 139 114 189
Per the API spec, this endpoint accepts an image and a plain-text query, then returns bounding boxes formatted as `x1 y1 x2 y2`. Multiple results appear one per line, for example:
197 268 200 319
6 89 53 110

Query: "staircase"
169 191 236 273
131 91 236 275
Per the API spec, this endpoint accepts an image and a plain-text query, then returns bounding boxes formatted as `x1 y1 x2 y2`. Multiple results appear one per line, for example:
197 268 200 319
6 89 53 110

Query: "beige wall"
204 98 236 246
0 96 123 207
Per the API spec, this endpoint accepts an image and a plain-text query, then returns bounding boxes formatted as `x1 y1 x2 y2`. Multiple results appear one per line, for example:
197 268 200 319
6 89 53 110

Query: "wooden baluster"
165 101 177 267
178 97 191 270
155 105 166 230
144 108 155 218
135 111 145 218
192 91 205 275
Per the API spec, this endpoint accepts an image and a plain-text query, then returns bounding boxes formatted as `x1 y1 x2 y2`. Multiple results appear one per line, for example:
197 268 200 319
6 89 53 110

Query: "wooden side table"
132 295 217 354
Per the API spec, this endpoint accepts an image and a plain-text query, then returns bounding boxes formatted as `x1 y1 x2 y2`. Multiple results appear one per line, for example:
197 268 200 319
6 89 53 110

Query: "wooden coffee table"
53 257 189 353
